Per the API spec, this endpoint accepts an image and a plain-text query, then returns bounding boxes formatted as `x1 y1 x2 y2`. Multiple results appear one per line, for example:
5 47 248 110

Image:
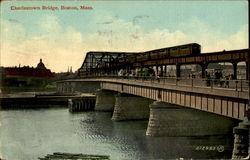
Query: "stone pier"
232 118 249 159
146 101 239 137
95 89 116 111
112 93 153 121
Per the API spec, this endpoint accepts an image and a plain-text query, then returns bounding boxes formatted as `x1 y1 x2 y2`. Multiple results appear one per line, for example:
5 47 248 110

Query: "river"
0 108 234 160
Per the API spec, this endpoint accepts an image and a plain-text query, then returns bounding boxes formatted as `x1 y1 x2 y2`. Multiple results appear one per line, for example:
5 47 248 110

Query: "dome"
36 59 46 69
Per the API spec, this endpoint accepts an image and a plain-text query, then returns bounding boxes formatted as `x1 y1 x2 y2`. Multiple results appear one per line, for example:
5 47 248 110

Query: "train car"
149 49 167 60
143 43 201 61
127 55 136 63
146 43 201 60
118 56 127 63
150 51 159 59
168 43 201 57
117 43 201 64
157 49 168 59
136 52 150 62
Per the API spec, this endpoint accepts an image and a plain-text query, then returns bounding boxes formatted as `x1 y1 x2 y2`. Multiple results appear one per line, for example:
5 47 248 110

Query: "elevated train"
116 43 201 64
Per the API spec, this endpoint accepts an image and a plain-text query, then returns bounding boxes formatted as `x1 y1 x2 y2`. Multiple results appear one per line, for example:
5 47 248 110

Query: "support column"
156 65 159 76
146 101 239 136
127 65 130 75
112 93 153 121
246 62 249 80
160 65 163 76
232 62 238 80
140 67 143 77
95 89 116 111
201 63 208 78
176 63 181 78
164 65 167 76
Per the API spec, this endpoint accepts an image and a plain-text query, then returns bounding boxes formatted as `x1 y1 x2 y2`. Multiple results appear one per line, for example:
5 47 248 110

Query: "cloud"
0 19 27 42
1 15 85 72
217 25 248 51
0 14 248 72
178 18 248 52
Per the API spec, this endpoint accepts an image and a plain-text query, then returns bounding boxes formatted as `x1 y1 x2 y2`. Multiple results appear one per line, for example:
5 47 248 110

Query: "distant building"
0 59 55 89
3 59 54 78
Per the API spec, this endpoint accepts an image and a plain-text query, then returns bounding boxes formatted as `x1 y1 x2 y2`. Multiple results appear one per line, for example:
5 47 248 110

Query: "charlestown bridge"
57 44 249 158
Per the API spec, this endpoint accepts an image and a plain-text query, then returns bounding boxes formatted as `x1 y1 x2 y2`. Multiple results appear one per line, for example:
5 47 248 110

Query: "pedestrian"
156 74 160 82
206 74 211 86
225 76 229 88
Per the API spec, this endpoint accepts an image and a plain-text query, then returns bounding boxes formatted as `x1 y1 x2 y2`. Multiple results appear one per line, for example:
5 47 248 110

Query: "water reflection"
0 109 233 160
143 135 233 159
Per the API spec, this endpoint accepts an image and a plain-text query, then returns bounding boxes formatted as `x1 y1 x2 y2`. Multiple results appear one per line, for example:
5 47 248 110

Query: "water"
0 108 234 160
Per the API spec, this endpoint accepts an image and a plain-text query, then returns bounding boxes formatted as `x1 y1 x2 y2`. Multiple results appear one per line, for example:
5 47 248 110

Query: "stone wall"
57 81 100 94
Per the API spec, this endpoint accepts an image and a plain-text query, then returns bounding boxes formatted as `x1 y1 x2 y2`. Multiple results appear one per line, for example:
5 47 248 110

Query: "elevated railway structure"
78 44 249 80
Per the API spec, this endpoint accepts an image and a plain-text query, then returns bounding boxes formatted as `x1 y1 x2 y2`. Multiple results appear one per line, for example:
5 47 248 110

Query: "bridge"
58 76 248 120
57 45 249 158
58 46 249 121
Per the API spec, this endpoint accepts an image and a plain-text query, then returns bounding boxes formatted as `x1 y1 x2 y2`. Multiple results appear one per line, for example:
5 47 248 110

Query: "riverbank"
0 92 95 110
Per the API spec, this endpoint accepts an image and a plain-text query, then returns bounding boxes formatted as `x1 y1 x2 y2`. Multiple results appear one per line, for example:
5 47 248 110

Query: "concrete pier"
112 93 153 121
95 89 116 111
146 101 239 137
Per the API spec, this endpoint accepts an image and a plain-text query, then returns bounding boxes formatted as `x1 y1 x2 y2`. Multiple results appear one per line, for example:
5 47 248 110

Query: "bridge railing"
76 75 249 92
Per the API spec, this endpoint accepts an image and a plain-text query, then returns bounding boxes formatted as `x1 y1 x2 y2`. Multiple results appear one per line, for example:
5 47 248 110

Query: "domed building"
2 59 55 90
36 59 46 69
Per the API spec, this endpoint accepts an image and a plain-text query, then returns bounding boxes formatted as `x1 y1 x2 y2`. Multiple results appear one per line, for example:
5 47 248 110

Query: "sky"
0 0 248 72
